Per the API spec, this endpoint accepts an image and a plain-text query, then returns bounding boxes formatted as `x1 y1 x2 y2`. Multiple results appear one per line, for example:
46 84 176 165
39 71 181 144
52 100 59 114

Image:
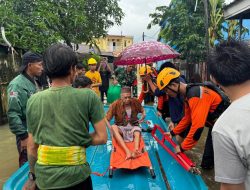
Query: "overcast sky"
108 0 234 43
108 0 171 42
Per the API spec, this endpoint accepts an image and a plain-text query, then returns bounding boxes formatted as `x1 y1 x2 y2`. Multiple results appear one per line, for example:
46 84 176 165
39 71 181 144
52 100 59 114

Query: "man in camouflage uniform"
7 52 43 167
115 66 137 97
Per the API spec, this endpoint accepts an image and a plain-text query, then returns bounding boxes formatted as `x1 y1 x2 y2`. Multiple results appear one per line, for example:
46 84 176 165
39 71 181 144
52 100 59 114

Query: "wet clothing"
7 73 38 167
27 86 105 189
213 93 250 187
171 86 222 151
106 98 144 126
117 125 142 142
85 71 102 96
115 67 137 97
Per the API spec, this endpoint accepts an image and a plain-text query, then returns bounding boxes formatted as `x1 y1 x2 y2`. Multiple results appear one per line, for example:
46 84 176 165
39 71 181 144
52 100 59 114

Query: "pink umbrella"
114 41 180 65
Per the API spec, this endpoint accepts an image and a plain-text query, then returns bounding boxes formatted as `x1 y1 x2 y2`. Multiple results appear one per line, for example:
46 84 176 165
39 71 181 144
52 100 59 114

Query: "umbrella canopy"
114 41 180 65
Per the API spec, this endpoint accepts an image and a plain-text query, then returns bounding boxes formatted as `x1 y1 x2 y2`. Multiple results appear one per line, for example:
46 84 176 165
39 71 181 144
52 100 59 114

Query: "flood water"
0 123 219 189
0 124 18 188
187 127 220 190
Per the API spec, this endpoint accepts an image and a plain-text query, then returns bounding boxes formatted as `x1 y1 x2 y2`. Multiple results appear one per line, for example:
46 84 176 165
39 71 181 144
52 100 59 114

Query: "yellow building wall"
96 35 133 53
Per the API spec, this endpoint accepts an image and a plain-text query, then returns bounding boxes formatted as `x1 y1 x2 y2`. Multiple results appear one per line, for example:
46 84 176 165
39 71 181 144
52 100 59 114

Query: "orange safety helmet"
157 68 180 90
139 65 153 76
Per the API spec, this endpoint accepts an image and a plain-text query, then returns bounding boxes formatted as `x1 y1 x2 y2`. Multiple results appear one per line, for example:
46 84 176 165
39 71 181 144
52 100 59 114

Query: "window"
124 41 127 47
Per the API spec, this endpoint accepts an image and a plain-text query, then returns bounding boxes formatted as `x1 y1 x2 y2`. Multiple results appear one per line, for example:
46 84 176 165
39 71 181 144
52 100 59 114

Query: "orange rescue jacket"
171 86 222 151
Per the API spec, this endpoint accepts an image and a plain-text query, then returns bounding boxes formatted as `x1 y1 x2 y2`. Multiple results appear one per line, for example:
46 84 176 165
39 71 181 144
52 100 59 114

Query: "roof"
104 34 134 39
224 0 250 19
100 51 114 56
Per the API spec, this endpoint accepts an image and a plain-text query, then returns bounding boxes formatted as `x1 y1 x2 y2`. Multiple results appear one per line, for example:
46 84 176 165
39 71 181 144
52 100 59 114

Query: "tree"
0 0 124 52
0 0 60 52
208 0 248 45
148 0 206 64
222 20 249 41
208 0 224 47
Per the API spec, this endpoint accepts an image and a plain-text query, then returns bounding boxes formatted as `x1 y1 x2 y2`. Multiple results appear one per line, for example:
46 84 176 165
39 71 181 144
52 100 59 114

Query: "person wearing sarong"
106 87 145 159
23 44 107 190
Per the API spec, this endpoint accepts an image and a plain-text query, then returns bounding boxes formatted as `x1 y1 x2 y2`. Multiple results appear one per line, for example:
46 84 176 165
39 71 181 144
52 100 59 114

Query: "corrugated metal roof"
225 0 236 6
224 0 250 19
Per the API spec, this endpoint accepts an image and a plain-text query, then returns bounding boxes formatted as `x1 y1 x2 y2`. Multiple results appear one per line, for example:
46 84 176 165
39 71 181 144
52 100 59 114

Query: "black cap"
20 51 43 73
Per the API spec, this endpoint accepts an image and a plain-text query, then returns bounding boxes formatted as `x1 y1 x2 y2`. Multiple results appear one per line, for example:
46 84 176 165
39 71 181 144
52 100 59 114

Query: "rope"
91 166 111 177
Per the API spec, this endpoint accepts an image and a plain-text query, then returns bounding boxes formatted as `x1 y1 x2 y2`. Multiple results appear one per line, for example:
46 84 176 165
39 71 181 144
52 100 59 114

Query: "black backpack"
187 81 231 121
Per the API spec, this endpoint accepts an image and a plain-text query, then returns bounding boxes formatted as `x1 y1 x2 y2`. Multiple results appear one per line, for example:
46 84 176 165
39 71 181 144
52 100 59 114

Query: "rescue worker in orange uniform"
157 68 225 169
138 66 169 119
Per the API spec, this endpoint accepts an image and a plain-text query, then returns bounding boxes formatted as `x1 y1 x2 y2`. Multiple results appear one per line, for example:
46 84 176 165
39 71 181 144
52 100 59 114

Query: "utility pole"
121 31 123 51
203 0 210 80
142 32 145 41
239 18 242 41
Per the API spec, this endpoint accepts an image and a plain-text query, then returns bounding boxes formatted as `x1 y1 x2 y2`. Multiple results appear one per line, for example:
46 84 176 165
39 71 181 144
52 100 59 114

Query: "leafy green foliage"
222 20 249 41
0 0 124 52
208 0 224 47
148 0 206 63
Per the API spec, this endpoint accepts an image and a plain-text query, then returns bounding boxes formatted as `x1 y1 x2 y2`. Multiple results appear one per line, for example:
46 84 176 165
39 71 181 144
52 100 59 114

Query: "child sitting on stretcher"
106 86 146 160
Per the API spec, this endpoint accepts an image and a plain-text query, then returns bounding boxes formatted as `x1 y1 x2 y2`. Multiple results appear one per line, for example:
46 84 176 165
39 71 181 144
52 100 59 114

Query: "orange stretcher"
108 136 156 178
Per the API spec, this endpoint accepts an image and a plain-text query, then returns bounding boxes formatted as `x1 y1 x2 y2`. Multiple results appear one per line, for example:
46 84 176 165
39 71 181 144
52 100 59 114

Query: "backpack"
187 81 231 121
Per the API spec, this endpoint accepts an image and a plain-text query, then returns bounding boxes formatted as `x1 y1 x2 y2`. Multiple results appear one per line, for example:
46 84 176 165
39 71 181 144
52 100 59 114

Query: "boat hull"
3 106 207 190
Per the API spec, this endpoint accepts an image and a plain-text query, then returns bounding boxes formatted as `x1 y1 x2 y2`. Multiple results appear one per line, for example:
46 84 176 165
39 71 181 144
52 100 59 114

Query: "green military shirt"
7 74 37 140
115 67 136 87
27 86 105 189
114 67 137 97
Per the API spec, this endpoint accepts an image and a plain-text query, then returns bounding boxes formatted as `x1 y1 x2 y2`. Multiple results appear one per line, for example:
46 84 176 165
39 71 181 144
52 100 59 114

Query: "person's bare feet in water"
132 149 142 158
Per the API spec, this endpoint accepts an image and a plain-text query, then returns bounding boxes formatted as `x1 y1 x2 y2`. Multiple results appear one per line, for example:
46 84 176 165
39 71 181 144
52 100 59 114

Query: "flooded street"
0 122 219 189
0 124 18 188
187 127 220 190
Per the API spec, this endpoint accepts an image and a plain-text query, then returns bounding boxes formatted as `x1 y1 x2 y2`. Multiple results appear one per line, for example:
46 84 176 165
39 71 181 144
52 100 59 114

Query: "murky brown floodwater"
0 123 219 189
0 124 18 188
187 127 220 190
